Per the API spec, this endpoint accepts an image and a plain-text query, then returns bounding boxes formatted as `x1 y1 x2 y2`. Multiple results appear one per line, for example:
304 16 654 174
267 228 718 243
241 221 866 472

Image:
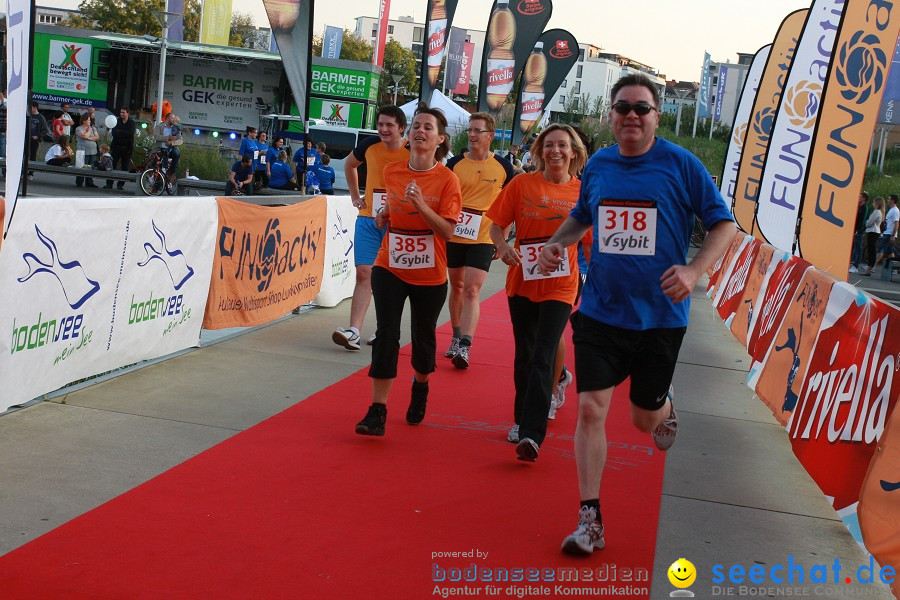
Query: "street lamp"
148 6 183 124
391 73 404 105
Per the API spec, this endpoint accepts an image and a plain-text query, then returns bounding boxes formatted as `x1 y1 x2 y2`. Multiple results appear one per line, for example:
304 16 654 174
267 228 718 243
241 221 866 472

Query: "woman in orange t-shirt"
355 104 462 437
487 123 589 462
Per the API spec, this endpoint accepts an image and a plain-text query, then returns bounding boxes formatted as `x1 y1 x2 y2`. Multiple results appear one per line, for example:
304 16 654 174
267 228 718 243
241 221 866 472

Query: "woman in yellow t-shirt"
355 104 462 436
487 124 589 462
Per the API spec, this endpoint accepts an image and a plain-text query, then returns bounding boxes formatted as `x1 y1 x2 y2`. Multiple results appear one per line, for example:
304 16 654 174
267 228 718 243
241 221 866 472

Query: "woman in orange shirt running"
355 104 463 436
487 123 588 462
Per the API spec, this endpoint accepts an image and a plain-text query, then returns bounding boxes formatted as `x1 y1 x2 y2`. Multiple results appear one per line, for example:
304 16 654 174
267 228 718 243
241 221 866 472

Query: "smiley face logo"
668 558 697 588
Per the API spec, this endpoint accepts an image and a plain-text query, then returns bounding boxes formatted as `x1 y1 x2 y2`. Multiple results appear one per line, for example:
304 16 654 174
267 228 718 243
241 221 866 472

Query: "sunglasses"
612 102 657 116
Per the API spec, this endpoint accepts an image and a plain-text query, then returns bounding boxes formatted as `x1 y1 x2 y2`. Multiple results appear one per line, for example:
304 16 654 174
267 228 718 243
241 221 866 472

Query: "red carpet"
0 293 665 599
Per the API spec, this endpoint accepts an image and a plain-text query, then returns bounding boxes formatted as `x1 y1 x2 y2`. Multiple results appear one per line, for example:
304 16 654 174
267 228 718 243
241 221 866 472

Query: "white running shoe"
651 386 679 451
561 506 605 555
451 344 470 369
332 327 361 351
549 368 573 420
367 332 376 346
507 424 519 444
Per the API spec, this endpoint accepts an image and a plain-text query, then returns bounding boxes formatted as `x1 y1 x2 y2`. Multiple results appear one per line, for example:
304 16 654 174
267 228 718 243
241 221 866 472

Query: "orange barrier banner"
747 252 811 362
706 229 747 297
859 367 900 600
731 9 807 234
713 237 761 324
796 3 900 277
754 269 834 425
790 287 900 510
730 243 776 348
203 196 327 329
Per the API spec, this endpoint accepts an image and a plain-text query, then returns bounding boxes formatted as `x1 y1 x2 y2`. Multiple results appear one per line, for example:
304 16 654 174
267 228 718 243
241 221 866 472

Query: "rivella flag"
721 45 770 209
373 0 391 67
754 0 848 254
419 0 460 103
731 9 807 235
4 0 30 234
477 0 552 119
264 0 314 125
511 29 578 146
797 1 900 277
199 0 232 46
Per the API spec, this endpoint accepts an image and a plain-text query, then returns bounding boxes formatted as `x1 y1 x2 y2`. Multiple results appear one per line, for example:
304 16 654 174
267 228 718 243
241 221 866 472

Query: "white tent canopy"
401 90 471 134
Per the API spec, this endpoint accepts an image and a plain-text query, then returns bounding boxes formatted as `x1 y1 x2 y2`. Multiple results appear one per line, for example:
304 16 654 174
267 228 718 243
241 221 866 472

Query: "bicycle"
140 148 176 196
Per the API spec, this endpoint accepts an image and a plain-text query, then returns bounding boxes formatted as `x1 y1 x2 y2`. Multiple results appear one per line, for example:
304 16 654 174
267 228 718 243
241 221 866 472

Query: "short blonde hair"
528 123 587 178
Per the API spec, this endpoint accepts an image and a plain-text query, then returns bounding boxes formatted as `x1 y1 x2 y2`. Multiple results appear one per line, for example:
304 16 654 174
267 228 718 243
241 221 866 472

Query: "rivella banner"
264 0 314 125
721 45 770 210
796 1 900 277
477 0 552 119
418 0 460 104
731 9 807 234
0 197 216 413
510 28 578 146
754 0 848 254
203 196 327 329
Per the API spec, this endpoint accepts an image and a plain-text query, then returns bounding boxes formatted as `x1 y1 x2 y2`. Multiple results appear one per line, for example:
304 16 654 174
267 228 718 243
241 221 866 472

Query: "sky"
53 0 814 82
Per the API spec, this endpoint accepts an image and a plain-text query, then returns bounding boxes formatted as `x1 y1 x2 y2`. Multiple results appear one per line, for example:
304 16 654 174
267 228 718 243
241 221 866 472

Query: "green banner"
33 32 110 107
311 64 380 102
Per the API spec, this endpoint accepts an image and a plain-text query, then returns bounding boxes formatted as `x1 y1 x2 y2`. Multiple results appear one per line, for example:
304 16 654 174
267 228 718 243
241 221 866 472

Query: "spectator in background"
84 106 96 127
504 144 518 163
225 154 255 196
28 101 51 179
153 112 183 183
75 112 99 188
317 154 335 195
59 102 75 140
268 150 300 190
107 107 136 190
239 126 259 178
850 191 869 273
94 143 113 172
254 131 270 188
293 138 320 187
52 112 65 138
266 136 286 182
45 134 73 166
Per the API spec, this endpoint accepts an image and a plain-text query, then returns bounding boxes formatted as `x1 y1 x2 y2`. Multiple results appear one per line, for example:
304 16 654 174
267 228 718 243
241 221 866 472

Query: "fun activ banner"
732 10 807 234
754 0 847 254
720 45 770 208
511 28 578 146
4 0 32 234
264 0 314 126
477 0 552 119
796 1 900 276
0 197 216 413
203 196 327 329
419 0 460 104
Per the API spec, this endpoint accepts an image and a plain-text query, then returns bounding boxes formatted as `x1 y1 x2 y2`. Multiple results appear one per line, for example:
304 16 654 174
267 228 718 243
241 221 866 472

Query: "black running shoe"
406 380 429 425
355 403 387 436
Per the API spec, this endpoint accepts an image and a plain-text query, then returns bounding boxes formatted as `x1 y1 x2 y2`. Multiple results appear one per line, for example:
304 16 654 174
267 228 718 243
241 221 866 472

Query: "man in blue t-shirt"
538 74 736 557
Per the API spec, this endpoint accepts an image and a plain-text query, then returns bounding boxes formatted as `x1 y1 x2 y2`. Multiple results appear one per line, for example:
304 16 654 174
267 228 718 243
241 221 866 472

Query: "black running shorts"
570 311 686 411
446 241 496 272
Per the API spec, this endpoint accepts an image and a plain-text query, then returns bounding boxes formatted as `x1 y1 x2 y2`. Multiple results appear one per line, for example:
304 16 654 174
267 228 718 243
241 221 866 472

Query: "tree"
182 0 200 42
229 12 256 48
67 0 167 36
379 40 419 101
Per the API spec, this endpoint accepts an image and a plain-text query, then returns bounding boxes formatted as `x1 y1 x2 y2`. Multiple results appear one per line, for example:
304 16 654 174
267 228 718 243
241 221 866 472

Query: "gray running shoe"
515 437 539 462
561 506 605 555
651 386 678 451
332 327 361 351
445 337 460 358
451 344 470 369
507 424 519 444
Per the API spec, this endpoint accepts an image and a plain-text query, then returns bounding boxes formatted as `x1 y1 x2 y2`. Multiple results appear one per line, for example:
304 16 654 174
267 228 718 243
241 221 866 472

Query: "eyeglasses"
612 102 657 116
466 128 493 135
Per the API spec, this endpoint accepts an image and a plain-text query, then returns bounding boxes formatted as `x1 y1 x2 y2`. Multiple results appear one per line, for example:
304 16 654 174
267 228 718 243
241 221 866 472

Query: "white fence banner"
314 195 357 308
0 197 216 412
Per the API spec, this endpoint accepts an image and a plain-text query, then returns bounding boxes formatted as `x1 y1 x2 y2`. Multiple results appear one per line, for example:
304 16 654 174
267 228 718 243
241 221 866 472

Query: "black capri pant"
369 266 448 379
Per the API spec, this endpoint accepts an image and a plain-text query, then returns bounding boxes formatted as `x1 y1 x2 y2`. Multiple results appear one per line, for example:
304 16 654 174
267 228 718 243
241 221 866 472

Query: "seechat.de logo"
136 220 194 291
783 80 822 129
752 107 777 143
836 31 888 104
18 225 100 310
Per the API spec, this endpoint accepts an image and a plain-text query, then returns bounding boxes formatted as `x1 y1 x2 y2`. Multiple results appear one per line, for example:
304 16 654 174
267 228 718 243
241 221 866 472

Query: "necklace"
408 161 438 172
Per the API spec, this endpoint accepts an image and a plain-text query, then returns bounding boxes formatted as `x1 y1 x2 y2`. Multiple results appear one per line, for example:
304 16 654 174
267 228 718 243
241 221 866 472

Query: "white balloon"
105 114 118 129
